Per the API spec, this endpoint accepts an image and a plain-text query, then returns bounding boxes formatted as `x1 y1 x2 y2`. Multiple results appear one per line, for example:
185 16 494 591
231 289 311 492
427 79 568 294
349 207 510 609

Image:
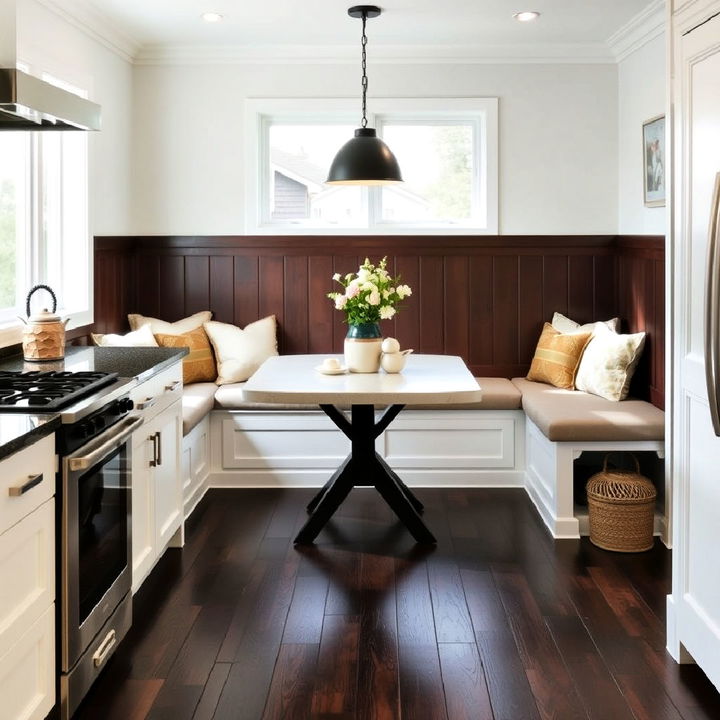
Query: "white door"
670 9 720 690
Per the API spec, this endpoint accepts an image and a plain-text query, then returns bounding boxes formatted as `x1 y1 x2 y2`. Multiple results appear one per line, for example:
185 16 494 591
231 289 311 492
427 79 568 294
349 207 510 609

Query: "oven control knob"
92 417 104 434
80 423 92 439
111 401 122 415
121 398 134 412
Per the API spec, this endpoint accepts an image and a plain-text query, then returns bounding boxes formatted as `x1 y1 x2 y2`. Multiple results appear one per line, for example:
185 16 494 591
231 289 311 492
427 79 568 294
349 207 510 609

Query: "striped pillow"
154 326 216 384
527 323 593 389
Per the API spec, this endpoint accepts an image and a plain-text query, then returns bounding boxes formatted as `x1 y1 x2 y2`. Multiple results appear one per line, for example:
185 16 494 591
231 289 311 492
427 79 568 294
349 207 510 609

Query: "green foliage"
426 126 472 219
0 179 16 308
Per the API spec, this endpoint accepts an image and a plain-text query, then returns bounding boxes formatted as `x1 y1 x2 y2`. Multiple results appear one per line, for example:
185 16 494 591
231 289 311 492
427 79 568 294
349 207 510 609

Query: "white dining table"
243 353 482 544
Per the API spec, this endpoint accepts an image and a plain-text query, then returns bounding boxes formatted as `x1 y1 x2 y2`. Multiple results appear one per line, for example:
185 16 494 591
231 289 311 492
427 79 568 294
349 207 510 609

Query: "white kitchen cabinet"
0 433 56 720
130 363 183 593
669 1 720 690
151 403 182 552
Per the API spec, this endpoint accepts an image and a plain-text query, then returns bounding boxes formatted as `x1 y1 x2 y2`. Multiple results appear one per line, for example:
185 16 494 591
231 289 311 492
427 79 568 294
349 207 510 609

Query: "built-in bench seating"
179 374 665 540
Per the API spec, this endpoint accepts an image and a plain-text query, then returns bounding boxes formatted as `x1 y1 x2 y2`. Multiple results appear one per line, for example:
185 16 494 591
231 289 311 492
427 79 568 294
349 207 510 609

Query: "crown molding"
607 0 666 62
134 43 615 66
34 0 140 63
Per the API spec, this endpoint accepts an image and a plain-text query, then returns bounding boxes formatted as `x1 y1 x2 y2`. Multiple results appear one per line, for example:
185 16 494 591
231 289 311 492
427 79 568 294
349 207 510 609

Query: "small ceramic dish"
315 365 348 375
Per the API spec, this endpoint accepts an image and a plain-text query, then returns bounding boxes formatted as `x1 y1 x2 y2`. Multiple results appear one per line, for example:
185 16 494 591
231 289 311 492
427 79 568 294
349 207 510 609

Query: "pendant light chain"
326 6 402 184
360 12 368 128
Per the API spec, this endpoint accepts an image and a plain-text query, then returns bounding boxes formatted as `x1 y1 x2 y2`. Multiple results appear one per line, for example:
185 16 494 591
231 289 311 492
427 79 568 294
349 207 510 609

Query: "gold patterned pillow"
527 323 593 389
154 326 216 384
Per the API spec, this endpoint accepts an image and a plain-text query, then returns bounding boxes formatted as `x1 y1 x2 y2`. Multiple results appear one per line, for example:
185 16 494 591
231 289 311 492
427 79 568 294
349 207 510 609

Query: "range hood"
0 1 100 130
0 68 101 130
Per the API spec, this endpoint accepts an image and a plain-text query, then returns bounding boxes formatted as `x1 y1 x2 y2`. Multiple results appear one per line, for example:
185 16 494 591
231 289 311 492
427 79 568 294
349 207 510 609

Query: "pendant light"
326 5 403 185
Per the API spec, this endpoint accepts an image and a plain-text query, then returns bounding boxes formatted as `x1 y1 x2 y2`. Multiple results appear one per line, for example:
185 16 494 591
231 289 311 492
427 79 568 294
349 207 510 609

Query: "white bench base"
207 409 526 489
524 417 665 541
181 408 666 542
181 414 211 520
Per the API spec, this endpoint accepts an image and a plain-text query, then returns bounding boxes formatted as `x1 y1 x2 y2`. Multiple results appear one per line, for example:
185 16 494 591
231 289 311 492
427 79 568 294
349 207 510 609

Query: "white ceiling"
47 0 655 52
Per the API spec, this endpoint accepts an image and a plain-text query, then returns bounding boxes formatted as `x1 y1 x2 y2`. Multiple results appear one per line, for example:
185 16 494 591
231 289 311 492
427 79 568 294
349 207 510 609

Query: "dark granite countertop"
0 346 187 383
0 346 186 461
0 412 61 462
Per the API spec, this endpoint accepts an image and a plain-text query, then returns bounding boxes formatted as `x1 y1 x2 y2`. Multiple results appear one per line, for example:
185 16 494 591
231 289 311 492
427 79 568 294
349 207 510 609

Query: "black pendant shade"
326 128 403 185
326 6 403 185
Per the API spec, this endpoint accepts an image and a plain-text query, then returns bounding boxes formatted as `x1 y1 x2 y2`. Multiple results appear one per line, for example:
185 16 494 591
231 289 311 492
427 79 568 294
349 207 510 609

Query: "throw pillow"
154 326 216 385
575 323 646 401
552 312 619 334
203 316 278 385
128 310 212 334
91 325 158 347
527 323 593 389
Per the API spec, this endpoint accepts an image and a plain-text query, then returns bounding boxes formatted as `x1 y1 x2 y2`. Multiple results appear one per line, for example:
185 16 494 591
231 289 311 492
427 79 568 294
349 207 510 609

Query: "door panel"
672 9 720 690
153 406 182 551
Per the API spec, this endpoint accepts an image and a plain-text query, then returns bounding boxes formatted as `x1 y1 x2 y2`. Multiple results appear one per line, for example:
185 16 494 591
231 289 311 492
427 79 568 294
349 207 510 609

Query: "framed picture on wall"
643 114 665 207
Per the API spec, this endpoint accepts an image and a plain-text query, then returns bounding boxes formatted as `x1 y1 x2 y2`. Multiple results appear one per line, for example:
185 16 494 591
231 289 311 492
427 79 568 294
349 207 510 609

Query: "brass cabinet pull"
136 396 156 411
8 473 43 497
149 433 158 467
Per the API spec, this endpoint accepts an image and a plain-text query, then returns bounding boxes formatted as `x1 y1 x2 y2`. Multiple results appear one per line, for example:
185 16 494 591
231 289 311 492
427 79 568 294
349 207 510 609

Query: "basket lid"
586 471 656 500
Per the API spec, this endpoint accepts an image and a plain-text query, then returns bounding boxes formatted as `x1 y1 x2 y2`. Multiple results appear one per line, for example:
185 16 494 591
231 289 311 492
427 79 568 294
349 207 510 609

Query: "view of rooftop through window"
267 120 476 227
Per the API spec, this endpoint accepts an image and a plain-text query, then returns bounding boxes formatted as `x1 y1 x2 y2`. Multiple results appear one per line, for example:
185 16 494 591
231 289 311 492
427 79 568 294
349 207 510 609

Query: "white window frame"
0 65 91 348
245 97 498 235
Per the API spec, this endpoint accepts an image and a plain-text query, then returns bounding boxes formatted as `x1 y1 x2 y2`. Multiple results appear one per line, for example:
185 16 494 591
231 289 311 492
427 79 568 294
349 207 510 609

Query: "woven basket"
586 454 656 552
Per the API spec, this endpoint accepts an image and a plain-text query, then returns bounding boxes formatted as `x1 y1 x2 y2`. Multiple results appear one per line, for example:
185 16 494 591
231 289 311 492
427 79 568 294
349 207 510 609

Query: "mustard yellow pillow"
154 326 216 385
527 323 593 389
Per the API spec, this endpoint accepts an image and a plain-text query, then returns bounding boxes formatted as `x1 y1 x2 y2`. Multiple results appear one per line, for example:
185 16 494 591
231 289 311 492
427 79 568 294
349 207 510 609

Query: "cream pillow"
92 325 158 347
552 312 619 334
128 310 212 334
575 323 646 401
203 316 278 385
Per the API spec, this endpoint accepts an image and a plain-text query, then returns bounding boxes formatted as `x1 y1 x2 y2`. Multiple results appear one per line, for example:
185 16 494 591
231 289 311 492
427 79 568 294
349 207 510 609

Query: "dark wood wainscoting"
616 236 665 409
94 234 665 408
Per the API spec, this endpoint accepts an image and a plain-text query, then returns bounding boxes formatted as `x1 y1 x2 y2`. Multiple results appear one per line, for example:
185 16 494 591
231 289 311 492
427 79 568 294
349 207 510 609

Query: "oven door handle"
68 416 144 471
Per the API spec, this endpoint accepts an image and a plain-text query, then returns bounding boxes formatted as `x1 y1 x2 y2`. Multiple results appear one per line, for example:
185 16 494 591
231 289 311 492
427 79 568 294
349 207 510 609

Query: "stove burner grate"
0 370 119 411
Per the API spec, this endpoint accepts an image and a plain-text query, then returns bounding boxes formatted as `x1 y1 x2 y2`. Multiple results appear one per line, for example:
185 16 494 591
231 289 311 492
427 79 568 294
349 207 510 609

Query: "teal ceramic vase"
344 322 383 373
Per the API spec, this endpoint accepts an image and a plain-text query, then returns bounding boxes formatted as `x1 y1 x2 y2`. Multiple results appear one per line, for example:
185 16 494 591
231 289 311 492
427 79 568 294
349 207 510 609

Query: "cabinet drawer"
0 499 54 656
131 363 183 426
0 434 54 536
0 605 54 720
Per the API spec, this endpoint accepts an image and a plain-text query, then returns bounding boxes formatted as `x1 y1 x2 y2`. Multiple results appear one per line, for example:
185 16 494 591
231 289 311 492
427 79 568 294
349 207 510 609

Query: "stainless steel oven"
60 411 142 719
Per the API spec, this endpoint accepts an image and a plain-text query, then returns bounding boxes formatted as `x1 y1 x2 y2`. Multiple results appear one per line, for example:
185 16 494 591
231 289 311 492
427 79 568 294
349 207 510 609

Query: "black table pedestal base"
294 404 436 545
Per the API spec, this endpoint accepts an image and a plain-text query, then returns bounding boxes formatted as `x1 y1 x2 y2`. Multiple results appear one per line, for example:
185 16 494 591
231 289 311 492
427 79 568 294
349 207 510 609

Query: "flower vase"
344 322 383 373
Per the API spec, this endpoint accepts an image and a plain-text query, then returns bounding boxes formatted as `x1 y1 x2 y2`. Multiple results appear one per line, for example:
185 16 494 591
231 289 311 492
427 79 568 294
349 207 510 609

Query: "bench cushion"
213 377 521 411
182 382 216 436
512 378 664 442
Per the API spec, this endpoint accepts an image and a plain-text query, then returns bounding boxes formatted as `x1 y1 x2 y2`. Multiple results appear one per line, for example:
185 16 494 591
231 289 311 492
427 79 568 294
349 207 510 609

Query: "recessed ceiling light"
513 11 540 22
201 12 224 23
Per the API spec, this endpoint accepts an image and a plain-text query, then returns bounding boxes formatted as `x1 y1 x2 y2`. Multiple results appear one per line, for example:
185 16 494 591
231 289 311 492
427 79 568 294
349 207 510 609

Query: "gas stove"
0 370 119 411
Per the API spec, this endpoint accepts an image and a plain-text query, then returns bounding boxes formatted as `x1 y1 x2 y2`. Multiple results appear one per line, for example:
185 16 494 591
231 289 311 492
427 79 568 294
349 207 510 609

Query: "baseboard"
208 469 526 489
524 473 580 538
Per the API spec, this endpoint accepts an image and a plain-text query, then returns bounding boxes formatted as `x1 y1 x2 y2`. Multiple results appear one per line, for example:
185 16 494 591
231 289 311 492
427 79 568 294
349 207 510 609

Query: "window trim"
245 97 498 234
0 126 91 346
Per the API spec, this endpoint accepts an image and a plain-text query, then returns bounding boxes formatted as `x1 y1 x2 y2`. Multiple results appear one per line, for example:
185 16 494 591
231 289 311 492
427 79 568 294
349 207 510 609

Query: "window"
0 84 90 338
246 98 498 234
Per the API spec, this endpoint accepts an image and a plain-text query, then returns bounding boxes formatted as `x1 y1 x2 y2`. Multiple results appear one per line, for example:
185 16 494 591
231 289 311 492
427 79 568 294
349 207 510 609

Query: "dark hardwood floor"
74 488 720 720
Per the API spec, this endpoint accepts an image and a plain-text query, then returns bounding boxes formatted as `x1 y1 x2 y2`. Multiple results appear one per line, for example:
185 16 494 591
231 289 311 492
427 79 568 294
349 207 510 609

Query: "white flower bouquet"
328 257 412 325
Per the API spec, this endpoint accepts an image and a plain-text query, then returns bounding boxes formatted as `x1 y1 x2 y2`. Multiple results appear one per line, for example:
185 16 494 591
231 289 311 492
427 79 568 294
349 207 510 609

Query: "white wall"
18 0 134 236
130 61 618 235
617 33 667 234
